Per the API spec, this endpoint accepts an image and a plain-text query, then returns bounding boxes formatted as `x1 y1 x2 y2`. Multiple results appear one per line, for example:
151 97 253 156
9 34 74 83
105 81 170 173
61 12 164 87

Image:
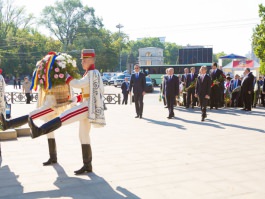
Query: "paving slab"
0 86 265 199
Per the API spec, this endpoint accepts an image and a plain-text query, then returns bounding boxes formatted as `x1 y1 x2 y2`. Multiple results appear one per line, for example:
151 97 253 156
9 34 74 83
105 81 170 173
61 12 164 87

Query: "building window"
146 52 152 57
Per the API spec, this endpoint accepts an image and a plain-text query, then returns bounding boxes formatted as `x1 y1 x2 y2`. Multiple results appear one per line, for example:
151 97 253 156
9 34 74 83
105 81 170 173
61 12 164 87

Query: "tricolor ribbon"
30 68 39 91
44 54 57 90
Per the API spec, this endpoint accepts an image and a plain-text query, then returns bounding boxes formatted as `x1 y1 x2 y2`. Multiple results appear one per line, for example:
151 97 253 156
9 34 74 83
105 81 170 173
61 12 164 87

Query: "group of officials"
160 62 265 121
125 62 265 121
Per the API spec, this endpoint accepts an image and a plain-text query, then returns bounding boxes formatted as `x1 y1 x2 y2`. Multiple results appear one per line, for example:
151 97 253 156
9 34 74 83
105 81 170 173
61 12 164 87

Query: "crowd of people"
160 63 265 121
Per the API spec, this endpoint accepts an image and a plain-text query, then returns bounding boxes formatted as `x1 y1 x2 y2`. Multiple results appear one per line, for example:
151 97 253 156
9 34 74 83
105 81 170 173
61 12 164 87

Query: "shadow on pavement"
207 119 265 133
175 117 225 129
0 163 140 199
143 118 186 130
0 165 24 198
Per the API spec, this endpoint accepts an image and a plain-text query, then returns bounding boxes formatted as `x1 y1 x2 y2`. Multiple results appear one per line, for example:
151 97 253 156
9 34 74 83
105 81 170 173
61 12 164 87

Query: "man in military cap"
28 49 106 174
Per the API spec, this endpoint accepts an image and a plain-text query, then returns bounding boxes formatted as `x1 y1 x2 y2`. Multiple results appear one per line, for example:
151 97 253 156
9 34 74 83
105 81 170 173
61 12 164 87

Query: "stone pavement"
0 87 265 199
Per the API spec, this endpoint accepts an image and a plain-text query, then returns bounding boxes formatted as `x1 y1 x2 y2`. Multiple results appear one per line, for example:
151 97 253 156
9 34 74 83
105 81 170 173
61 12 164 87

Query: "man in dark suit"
163 68 179 119
181 68 189 107
229 74 242 107
210 62 224 109
195 66 211 121
186 67 198 108
241 68 254 111
121 77 129 105
129 64 146 118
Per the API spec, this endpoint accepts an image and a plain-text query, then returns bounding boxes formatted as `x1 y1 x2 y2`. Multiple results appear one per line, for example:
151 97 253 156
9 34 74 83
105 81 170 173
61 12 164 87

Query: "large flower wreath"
31 51 81 91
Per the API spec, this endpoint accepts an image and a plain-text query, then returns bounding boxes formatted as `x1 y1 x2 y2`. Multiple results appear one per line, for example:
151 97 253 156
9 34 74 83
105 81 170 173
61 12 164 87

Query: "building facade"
138 47 164 66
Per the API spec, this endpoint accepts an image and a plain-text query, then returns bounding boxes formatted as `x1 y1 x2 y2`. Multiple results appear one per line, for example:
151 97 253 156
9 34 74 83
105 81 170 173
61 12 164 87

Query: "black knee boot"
0 113 28 130
28 117 62 138
74 144 92 175
43 138 57 166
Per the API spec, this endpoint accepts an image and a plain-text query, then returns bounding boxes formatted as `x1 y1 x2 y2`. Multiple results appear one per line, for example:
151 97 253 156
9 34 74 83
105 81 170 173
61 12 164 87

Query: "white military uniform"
29 84 74 139
0 74 6 115
59 69 105 144
61 70 91 144
0 73 5 156
29 94 58 139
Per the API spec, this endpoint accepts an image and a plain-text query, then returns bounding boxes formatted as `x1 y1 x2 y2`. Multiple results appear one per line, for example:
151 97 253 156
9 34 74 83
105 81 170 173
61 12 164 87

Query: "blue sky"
16 0 264 56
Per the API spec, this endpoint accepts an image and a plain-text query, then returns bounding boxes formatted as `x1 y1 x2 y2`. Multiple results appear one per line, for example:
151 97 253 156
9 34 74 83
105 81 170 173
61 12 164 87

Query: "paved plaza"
0 86 265 199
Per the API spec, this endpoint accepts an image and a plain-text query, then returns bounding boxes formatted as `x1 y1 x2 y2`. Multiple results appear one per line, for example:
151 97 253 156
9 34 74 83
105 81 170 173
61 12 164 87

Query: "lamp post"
116 23 124 72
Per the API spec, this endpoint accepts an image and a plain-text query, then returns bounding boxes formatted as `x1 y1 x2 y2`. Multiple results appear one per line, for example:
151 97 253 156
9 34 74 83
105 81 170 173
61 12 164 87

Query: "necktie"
136 73 138 78
201 75 204 82
234 80 237 88
191 74 193 80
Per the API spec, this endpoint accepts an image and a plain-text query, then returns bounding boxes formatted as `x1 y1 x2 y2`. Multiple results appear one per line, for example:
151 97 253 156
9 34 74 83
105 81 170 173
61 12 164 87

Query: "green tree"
0 0 34 39
164 42 182 64
212 51 230 67
40 0 102 51
252 4 265 74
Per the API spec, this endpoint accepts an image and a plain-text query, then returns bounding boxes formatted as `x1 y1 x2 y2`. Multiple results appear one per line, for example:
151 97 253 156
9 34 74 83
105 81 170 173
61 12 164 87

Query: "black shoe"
139 115 142 119
164 106 168 108
43 139 57 166
241 108 246 111
210 107 213 110
185 106 189 109
201 117 205 121
74 165 92 175
74 144 92 175
29 117 62 138
167 116 173 119
43 157 57 166
135 115 139 118
215 107 218 110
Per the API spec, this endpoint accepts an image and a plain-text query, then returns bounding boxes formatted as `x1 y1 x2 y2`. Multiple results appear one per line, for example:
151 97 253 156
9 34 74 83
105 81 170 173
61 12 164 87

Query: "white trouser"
59 101 91 144
29 95 57 139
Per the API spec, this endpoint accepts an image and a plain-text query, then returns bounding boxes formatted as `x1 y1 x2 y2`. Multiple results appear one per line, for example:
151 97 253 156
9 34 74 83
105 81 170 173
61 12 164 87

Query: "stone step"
16 127 31 137
0 127 30 140
0 129 17 140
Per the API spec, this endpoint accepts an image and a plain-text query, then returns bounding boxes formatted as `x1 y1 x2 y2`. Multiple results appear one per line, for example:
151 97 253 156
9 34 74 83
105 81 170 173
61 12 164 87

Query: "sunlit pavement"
1 85 265 199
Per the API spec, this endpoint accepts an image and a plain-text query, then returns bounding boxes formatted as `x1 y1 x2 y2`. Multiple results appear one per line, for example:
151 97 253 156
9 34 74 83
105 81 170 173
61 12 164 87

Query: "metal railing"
5 92 121 105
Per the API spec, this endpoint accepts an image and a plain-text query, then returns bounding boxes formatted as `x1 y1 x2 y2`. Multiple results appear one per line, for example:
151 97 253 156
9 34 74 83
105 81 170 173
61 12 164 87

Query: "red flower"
48 51 56 55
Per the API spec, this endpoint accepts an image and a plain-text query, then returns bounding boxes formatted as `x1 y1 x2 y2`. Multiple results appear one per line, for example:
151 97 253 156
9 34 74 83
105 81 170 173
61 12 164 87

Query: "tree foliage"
252 4 265 74
0 0 34 40
40 0 102 51
0 0 235 78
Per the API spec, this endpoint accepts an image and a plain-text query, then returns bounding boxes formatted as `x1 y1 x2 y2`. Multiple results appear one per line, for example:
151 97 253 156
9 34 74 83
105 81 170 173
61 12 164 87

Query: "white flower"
72 60 77 67
58 61 67 68
55 55 65 61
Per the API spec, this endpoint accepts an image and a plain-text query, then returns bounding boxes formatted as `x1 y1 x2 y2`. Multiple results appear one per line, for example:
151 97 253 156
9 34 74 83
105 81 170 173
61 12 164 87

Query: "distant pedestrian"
121 77 129 105
17 78 21 89
13 77 17 89
22 77 32 104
